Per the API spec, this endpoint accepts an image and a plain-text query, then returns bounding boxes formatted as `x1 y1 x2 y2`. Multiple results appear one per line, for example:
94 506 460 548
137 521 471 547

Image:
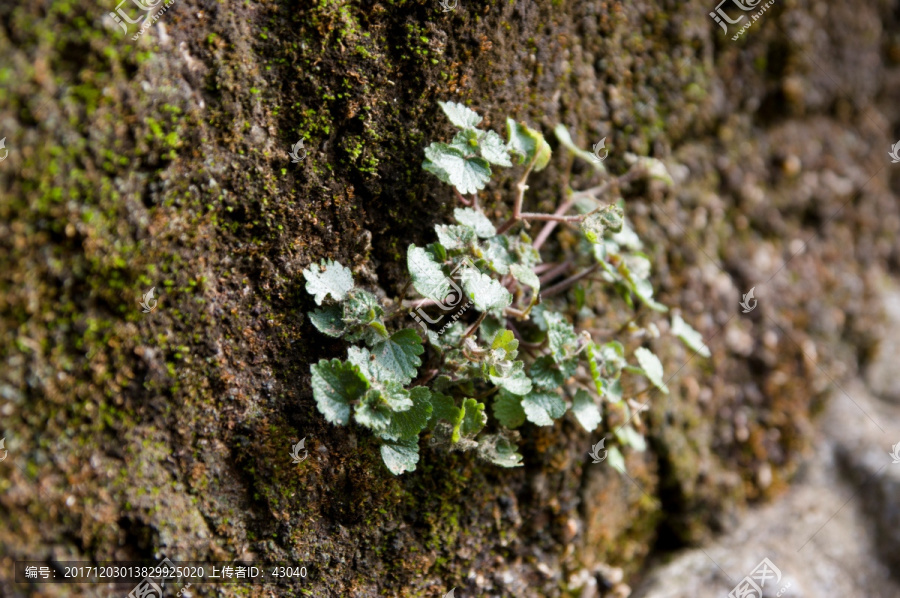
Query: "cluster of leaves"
302 102 708 475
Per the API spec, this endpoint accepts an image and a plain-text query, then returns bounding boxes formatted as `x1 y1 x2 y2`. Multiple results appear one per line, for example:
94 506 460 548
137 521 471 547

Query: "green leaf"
604 378 624 403
478 434 523 468
571 389 602 432
303 259 354 305
380 439 420 475
355 388 395 431
553 124 607 172
482 236 513 274
509 264 540 310
582 205 624 243
449 129 480 156
634 347 669 394
308 305 345 337
671 314 711 358
454 207 497 238
380 386 433 442
489 360 533 395
631 156 673 185
370 329 425 384
545 312 579 362
491 329 519 358
530 355 565 389
429 392 463 429
311 359 369 425
478 130 513 167
459 398 487 437
506 118 551 171
438 100 483 129
424 143 492 195
462 270 513 312
435 224 477 250
493 390 526 428
341 289 388 344
521 391 567 426
407 245 452 302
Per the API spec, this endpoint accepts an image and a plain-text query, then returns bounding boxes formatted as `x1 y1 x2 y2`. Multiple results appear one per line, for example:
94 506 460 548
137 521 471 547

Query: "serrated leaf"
522 391 567 426
454 207 497 238
634 347 669 394
355 388 395 431
311 359 369 425
530 355 565 389
435 224 477 250
553 124 607 172
408 245 452 302
449 129 480 156
459 398 487 437
380 439 420 475
438 100 483 129
424 143 493 195
478 434 523 468
671 314 711 358
380 386 433 442
506 118 551 171
370 329 425 384
341 289 388 344
309 305 345 337
491 329 519 357
462 270 512 312
489 360 533 395
545 312 579 362
493 390 526 428
303 260 354 305
482 236 513 274
478 130 513 166
582 205 624 243
572 389 602 432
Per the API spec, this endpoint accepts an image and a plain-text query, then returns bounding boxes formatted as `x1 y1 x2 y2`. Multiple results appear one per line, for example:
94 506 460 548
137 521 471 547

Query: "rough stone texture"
0 0 899 596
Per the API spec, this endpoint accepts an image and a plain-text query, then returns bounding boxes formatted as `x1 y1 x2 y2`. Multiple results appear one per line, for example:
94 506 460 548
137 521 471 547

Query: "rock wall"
1 0 898 596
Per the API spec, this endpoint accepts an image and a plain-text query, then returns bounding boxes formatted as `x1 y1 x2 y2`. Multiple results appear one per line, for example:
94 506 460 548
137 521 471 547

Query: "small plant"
302 101 709 475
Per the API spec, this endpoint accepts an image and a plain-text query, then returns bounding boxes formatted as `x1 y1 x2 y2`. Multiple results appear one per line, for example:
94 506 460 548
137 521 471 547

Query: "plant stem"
538 259 573 284
462 311 487 339
518 212 583 222
541 263 601 298
496 157 535 235
533 198 577 250
454 188 472 206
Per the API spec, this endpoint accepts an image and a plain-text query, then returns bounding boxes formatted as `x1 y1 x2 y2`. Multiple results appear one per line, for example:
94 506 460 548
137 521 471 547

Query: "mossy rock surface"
1 0 899 596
